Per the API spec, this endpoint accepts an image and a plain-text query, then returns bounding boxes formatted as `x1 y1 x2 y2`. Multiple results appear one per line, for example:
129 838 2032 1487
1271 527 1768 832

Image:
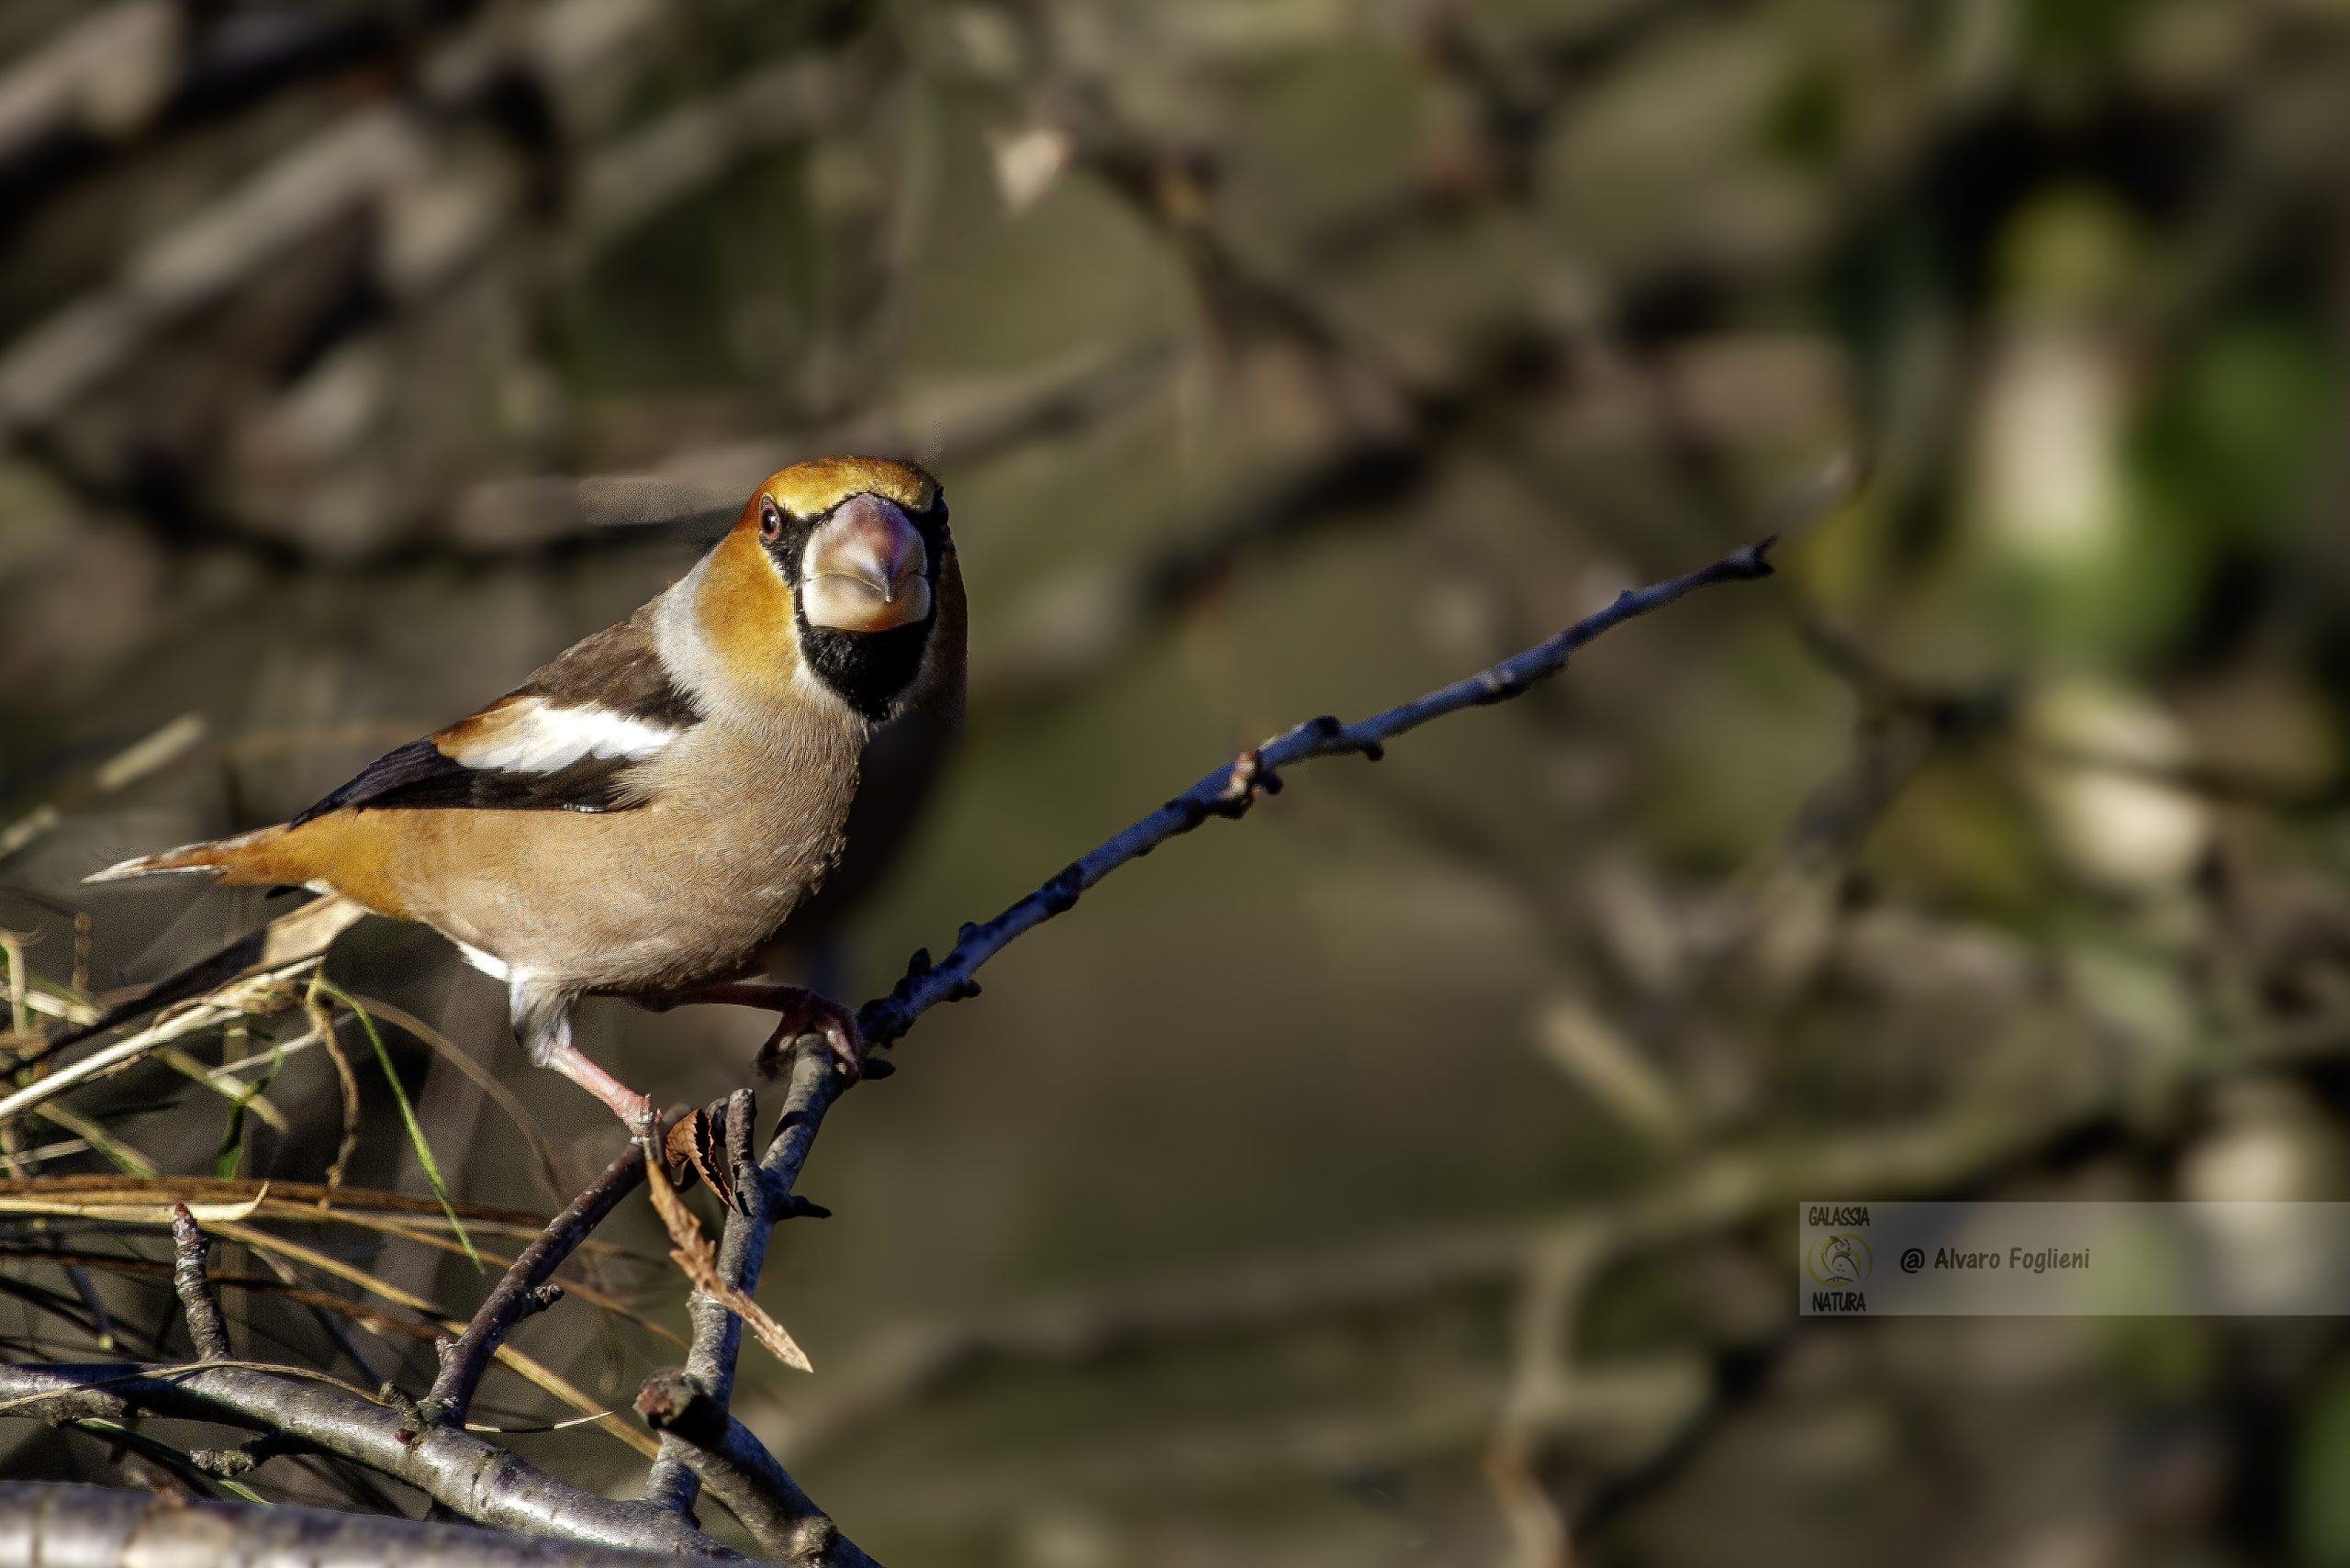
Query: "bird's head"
697 455 955 722
751 455 943 635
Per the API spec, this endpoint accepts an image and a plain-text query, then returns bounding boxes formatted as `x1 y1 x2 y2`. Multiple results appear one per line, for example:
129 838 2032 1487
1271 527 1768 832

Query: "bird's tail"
84 825 291 887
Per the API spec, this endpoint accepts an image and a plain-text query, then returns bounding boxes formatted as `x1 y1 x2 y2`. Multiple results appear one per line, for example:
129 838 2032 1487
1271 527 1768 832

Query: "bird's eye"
758 498 783 543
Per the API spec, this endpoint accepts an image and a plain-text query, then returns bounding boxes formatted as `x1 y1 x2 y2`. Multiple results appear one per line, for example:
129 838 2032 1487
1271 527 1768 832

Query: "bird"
86 455 964 1134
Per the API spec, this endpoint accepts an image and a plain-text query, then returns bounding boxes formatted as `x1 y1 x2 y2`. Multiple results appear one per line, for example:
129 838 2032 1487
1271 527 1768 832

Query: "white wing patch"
444 697 679 775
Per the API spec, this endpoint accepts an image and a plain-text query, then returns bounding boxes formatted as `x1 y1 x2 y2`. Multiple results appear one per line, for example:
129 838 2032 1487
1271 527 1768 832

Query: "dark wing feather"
289 601 699 825
292 739 475 823
288 741 650 823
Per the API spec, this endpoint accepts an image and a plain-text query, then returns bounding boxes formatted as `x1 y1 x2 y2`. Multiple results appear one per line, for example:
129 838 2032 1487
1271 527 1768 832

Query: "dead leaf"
643 1132 810 1373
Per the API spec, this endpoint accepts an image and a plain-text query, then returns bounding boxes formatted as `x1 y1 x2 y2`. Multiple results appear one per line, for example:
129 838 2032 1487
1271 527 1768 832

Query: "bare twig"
0 972 321 1131
0 1480 716 1568
426 1144 647 1428
0 1362 738 1556
11 895 365 1078
301 988 363 1193
20 523 1797 1549
859 532 1784 1048
167 1204 232 1363
636 1372 880 1568
644 1047 842 1517
643 1135 811 1374
643 527 1791 1521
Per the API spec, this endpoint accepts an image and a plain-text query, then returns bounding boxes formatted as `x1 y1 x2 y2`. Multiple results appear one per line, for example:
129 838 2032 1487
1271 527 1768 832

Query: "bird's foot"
650 981 867 1084
753 991 864 1085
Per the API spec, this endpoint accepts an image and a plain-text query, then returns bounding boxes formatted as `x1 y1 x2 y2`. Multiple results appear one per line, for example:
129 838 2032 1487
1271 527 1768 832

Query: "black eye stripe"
758 508 820 581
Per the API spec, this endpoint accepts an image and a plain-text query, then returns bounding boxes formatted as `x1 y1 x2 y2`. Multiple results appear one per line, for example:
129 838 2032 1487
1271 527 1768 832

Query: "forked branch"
639 514 1805 1531
5 514 1807 1565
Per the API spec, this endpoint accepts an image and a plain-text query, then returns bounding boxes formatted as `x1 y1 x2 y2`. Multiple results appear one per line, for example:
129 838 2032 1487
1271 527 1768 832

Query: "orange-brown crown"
736 455 939 528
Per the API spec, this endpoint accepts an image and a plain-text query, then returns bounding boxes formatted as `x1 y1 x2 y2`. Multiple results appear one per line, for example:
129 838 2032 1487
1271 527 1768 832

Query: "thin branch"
302 987 363 1193
11 894 365 1078
426 1144 648 1428
0 1362 740 1557
641 525 1796 1524
26 521 1800 1551
167 1204 232 1363
643 1133 811 1374
858 532 1785 1047
0 1480 711 1568
644 1047 841 1517
637 1372 880 1568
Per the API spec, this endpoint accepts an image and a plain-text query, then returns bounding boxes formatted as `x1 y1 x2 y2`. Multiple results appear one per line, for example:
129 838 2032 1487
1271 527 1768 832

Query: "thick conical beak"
798 494 931 633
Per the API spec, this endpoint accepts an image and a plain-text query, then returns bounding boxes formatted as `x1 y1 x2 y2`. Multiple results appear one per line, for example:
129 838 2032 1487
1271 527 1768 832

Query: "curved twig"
857 533 1782 1047
642 525 1794 1526
637 1371 879 1567
22 529 1797 1554
427 1144 648 1427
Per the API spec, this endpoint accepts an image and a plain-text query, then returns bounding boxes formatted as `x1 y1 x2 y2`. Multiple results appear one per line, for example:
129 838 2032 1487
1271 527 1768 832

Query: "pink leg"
653 982 865 1082
543 1039 655 1131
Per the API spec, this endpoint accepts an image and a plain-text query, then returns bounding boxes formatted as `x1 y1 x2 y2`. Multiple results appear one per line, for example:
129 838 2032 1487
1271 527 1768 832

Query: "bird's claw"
621 1094 659 1141
752 992 865 1085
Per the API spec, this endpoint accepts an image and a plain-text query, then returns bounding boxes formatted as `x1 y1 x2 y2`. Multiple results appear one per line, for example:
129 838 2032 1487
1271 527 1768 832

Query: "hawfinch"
90 456 964 1130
